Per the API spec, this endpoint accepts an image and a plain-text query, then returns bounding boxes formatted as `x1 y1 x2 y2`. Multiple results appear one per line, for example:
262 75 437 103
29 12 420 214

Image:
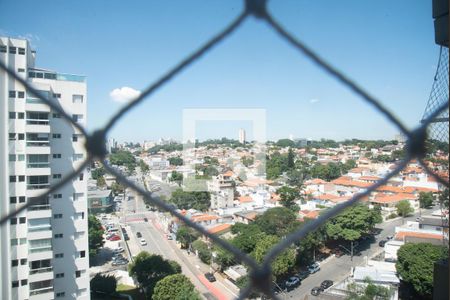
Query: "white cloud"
110 87 141 103
309 98 320 104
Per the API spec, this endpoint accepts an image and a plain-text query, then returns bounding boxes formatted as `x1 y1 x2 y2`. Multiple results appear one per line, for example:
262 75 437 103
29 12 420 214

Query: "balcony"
27 205 52 219
30 266 53 275
26 140 51 155
26 123 50 134
27 119 49 125
29 287 54 299
29 267 54 282
27 183 50 190
29 245 52 254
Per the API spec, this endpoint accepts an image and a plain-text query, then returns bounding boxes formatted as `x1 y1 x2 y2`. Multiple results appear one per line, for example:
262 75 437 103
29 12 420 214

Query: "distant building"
87 189 113 214
208 173 235 209
238 128 246 144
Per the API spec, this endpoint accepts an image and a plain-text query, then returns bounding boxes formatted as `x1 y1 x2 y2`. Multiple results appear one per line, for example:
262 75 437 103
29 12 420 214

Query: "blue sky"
0 0 440 142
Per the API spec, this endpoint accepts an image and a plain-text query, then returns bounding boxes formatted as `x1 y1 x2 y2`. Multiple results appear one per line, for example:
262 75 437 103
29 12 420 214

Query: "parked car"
320 280 333 291
113 247 124 254
386 235 393 240
112 260 128 266
307 262 320 274
311 287 321 296
136 232 142 238
285 276 300 288
204 272 216 282
298 270 309 280
110 235 121 241
140 239 147 246
378 240 387 247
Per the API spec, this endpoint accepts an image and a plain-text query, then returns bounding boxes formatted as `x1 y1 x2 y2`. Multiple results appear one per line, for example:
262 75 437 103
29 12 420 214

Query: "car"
386 235 393 240
298 270 309 280
378 240 387 247
311 287 321 296
123 233 130 241
136 232 142 238
110 235 121 241
112 260 128 266
112 254 126 261
307 262 320 274
113 247 124 254
285 276 300 288
144 217 148 222
121 228 127 234
140 239 147 246
204 272 216 282
320 280 333 291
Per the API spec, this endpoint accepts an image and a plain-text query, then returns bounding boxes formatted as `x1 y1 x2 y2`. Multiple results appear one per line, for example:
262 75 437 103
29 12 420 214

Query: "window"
55 253 64 258
72 114 84 122
10 196 17 204
9 133 16 140
73 193 84 201
21 279 27 286
18 48 25 55
54 233 63 239
18 175 25 182
9 46 17 54
72 134 82 142
10 176 16 183
18 112 24 119
75 270 84 278
19 196 26 203
12 281 19 288
18 154 25 161
55 273 64 278
53 154 61 159
53 194 62 199
11 259 18 267
53 174 62 179
9 112 16 119
79 173 84 181
9 154 16 162
52 133 61 139
53 113 61 118
80 250 86 258
56 292 65 298
9 90 16 98
10 218 17 225
20 258 27 265
18 133 24 140
44 73 56 80
72 94 84 103
53 93 61 98
54 214 63 219
18 68 25 72
19 217 26 224
0 45 6 52
17 91 25 98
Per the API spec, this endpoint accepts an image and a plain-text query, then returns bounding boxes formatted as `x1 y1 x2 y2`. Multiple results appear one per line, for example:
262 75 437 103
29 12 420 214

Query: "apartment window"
19 217 26 224
11 259 18 267
18 175 25 182
9 112 16 119
12 281 19 288
0 45 6 52
44 73 56 80
10 196 17 204
72 94 84 103
55 273 64 278
75 270 85 278
10 176 16 183
19 196 26 203
80 250 86 258
54 214 63 219
72 134 82 142
54 93 61 98
17 91 25 98
54 233 63 239
9 154 16 162
10 218 17 225
53 194 62 199
53 174 62 179
55 253 64 258
9 46 17 54
9 90 16 98
21 279 28 286
72 114 84 122
11 238 26 246
20 258 27 265
53 113 61 118
18 112 24 119
53 154 62 159
18 154 25 161
52 133 61 139
18 68 25 72
9 133 16 140
18 48 25 55
73 192 84 201
18 133 24 140
79 173 84 181
56 292 65 298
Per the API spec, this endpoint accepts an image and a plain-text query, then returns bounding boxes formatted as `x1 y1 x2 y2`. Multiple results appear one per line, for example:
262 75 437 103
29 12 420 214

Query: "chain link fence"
1 1 449 299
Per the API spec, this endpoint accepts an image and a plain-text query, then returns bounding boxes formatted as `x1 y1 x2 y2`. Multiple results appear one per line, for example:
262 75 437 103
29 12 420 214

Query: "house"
370 193 418 214
88 189 114 214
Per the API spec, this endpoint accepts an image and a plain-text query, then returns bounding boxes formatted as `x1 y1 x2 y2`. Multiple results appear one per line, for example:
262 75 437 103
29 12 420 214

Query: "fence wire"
1 1 449 299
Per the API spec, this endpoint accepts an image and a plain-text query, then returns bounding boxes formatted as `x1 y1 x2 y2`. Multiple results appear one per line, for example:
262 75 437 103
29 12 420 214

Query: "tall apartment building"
0 37 90 299
238 128 246 144
208 173 235 209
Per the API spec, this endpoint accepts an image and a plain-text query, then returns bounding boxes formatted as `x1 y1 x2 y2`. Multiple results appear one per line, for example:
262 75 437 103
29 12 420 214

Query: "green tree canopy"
152 274 200 300
109 150 136 173
169 156 184 166
170 189 211 211
231 223 266 254
419 192 434 208
276 139 295 148
396 243 448 298
176 225 199 249
439 188 449 209
88 216 104 262
276 186 300 211
91 167 105 180
191 240 211 264
128 252 181 296
254 207 300 236
396 200 413 217
139 160 150 173
346 277 392 300
241 156 254 167
169 171 183 186
90 274 117 295
326 204 382 241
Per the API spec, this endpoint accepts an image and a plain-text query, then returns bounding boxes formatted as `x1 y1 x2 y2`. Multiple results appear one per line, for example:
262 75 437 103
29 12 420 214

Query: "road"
284 207 439 299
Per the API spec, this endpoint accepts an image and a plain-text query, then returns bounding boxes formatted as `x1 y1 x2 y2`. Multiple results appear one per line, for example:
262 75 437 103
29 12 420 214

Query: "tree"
439 188 449 209
419 192 434 208
396 243 448 298
346 277 392 300
276 139 295 148
152 274 200 300
235 276 259 299
326 204 382 242
111 181 125 195
169 171 183 186
255 207 299 236
238 170 247 181
88 216 104 262
396 200 413 217
286 169 304 189
253 235 296 279
170 189 211 211
276 186 300 211
192 240 211 264
91 167 105 180
90 274 117 295
213 243 236 271
97 176 106 188
169 156 184 166
109 150 136 173
139 160 150 174
287 147 295 169
241 156 254 167
176 226 199 249
231 223 266 253
128 252 181 296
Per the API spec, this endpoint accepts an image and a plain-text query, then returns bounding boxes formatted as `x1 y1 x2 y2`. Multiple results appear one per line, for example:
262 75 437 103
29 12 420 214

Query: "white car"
113 247 124 254
140 239 147 246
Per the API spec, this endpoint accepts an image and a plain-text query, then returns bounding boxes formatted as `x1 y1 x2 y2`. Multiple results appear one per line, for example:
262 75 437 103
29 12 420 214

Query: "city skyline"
0 0 439 142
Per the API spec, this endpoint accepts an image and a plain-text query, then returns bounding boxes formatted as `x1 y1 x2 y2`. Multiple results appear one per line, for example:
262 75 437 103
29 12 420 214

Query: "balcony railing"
26 119 49 125
29 287 54 296
28 204 51 211
26 98 45 104
28 225 52 232
27 141 49 147
29 246 52 253
27 183 50 190
29 266 53 275
27 162 50 168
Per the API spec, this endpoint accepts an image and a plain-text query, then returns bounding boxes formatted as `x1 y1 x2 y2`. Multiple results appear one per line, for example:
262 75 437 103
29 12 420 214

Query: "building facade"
0 37 90 299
